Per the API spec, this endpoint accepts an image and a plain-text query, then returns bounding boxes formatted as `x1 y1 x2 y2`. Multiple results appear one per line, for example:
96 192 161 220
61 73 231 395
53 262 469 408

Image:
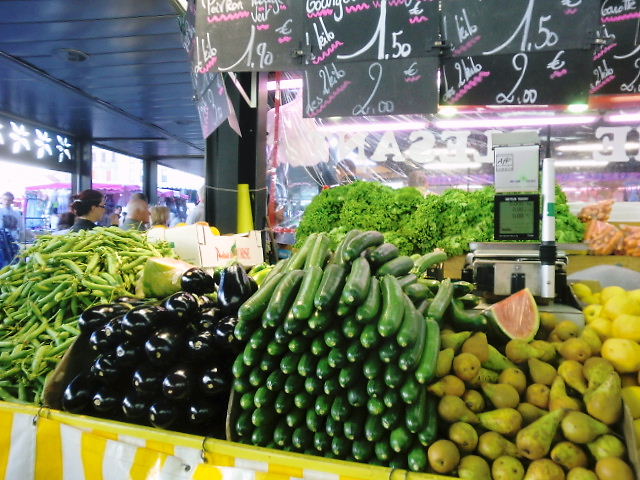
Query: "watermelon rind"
484 288 540 342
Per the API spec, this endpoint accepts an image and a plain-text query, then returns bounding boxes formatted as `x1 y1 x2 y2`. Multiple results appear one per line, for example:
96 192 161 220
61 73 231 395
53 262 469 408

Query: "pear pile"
426 314 636 480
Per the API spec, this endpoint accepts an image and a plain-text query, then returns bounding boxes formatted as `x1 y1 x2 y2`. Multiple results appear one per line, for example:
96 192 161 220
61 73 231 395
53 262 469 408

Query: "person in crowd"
0 191 23 242
69 189 106 232
122 193 150 231
109 205 122 227
149 206 170 228
187 185 206 224
57 212 75 230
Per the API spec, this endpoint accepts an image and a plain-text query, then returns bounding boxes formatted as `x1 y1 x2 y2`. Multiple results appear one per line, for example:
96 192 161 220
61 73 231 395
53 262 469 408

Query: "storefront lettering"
593 126 632 162
203 0 245 15
601 0 636 17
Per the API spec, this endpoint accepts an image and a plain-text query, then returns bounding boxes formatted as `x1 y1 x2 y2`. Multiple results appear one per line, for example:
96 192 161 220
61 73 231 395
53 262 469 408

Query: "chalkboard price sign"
303 57 438 118
442 0 600 57
591 1 640 95
195 0 304 72
195 73 231 138
304 0 440 65
440 49 592 106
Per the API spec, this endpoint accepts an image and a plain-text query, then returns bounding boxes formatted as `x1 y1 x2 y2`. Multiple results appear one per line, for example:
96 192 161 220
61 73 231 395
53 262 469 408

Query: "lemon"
622 387 640 418
583 304 603 324
601 285 627 303
602 294 640 320
612 314 640 341
572 282 592 300
602 338 640 373
590 317 612 340
629 289 640 304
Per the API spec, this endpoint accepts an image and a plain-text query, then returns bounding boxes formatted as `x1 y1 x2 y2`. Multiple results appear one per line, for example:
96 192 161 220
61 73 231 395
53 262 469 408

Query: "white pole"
540 158 556 300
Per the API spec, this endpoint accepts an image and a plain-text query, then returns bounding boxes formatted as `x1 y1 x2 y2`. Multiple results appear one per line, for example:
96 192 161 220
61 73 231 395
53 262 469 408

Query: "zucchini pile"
232 231 464 471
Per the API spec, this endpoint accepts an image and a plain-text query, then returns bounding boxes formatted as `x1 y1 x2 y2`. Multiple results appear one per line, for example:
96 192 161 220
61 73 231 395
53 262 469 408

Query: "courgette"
355 277 381 323
315 394 331 416
330 396 351 422
290 265 323 321
378 275 405 337
331 229 361 265
404 282 432 302
384 363 405 389
367 377 386 398
406 388 427 433
284 374 304 394
367 242 399 268
237 271 286 323
274 390 294 414
308 309 331 331
262 269 304 327
273 419 292 447
396 296 421 348
390 426 411 453
360 323 382 349
347 384 367 407
286 233 317 272
363 351 383 379
365 415 385 442
398 301 427 372
323 377 341 396
376 256 414 277
314 431 331 452
417 394 438 446
306 409 322 433
379 338 401 364
381 408 401 430
314 264 347 311
450 298 487 331
413 251 447 275
352 439 374 461
343 410 366 440
342 230 385 263
305 233 331 269
408 445 428 472
427 278 453 325
415 318 440 384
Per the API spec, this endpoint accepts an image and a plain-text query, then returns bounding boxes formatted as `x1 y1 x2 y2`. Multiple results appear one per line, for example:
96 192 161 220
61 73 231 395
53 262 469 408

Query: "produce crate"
0 401 450 480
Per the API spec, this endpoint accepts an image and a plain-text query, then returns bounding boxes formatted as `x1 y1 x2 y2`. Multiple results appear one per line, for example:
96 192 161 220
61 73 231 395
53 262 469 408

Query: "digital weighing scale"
461 131 584 315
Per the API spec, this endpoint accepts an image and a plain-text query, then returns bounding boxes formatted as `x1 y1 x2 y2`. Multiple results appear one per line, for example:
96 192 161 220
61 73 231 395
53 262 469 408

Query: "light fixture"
266 78 303 91
566 103 589 113
423 162 483 170
556 142 640 152
438 106 458 117
317 120 428 133
606 112 640 123
553 159 610 167
434 115 598 129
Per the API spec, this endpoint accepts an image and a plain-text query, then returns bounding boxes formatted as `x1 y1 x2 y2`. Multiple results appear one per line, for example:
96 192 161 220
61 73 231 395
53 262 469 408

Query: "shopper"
57 212 75 230
187 185 206 224
0 191 23 242
69 189 106 232
109 205 122 226
122 193 150 231
149 206 170 228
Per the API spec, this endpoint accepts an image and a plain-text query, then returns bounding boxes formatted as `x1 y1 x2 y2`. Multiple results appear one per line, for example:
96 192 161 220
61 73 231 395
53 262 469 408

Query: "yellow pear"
463 389 485 413
461 332 489 363
582 357 614 390
457 455 491 480
477 408 522 437
516 408 566 460
549 376 582 412
481 383 520 409
566 467 598 480
561 411 609 444
558 338 592 363
595 457 635 480
529 340 557 362
436 348 455 377
438 395 479 424
550 441 588 469
428 375 466 397
558 360 588 394
492 455 525 480
441 331 472 351
427 439 460 474
517 403 548 425
622 386 640 418
584 370 622 425
506 340 544 364
524 458 565 480
579 327 602 356
587 434 626 461
551 320 580 341
449 422 479 453
498 367 527 395
453 353 481 382
483 345 516 372
526 383 550 409
477 431 519 460
528 358 557 385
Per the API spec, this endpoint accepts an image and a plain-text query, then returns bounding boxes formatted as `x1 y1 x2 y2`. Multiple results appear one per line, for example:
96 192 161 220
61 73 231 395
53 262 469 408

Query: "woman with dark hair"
69 189 106 232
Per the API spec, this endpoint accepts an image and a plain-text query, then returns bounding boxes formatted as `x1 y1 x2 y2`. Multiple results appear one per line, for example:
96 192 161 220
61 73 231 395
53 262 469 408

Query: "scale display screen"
494 194 540 240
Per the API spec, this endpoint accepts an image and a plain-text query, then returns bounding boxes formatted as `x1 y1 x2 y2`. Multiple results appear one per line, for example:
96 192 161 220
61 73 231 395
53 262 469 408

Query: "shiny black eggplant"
186 330 216 361
122 391 149 420
78 304 129 335
149 399 181 429
90 354 121 386
116 296 147 308
163 292 199 324
212 316 239 350
62 374 96 413
197 308 221 331
162 366 193 400
115 341 145 367
132 364 164 397
217 265 254 314
199 365 229 396
195 294 217 311
187 399 217 424
102 316 125 346
181 268 217 295
121 305 167 341
89 328 118 354
92 387 121 413
144 327 184 367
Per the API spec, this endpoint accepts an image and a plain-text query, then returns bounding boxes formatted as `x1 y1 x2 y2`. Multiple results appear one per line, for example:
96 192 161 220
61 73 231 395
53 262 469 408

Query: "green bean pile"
0 227 175 404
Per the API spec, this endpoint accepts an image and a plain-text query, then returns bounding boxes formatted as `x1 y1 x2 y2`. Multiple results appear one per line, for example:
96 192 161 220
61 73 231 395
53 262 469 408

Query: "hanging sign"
494 145 540 193
440 49 593 106
194 0 304 73
302 57 438 118
441 0 600 57
303 0 440 66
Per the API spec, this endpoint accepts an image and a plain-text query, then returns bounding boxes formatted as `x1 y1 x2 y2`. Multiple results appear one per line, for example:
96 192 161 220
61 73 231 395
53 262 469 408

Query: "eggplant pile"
61 266 257 436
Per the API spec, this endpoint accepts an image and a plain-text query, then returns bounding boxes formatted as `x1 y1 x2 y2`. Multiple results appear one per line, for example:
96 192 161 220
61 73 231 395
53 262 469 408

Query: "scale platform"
462 242 582 305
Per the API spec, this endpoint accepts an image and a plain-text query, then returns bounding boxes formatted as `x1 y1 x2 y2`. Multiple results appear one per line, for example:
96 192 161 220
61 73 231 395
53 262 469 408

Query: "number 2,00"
496 53 538 104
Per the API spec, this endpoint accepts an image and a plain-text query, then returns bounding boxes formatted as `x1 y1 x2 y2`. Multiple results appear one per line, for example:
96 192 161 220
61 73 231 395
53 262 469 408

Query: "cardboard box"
147 224 264 268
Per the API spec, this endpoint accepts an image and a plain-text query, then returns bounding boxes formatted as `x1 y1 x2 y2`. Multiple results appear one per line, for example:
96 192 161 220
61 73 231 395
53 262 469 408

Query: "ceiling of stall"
0 1 204 175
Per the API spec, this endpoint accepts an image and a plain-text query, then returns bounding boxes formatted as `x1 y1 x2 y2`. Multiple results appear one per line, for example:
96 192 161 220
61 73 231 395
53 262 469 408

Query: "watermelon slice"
485 288 540 342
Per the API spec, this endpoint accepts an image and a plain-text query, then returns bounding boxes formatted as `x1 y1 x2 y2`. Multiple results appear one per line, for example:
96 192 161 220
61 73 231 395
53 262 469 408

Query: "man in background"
121 193 150 231
0 192 23 242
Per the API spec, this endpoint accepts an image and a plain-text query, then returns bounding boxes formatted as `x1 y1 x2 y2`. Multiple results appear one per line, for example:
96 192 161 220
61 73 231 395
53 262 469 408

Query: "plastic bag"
584 220 623 256
578 199 615 222
618 225 640 257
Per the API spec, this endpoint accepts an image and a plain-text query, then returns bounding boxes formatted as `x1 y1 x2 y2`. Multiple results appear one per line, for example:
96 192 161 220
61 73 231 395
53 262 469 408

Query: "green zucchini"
398 302 427 372
274 390 294 414
338 364 360 389
346 339 366 364
343 410 366 440
284 374 304 394
306 410 322 433
458 293 481 309
265 370 286 391
417 394 438 446
396 295 421 348
310 336 329 356
327 348 347 369
331 229 361 265
360 323 381 349
450 298 487 331
379 338 401 364
374 440 392 461
341 315 363 339
237 271 286 323
355 277 381 323
323 377 340 396
400 375 421 404
262 269 304 327
331 436 351 458
381 409 401 430
367 242 399 268
260 352 280 372
378 275 405 337
365 415 385 442
314 264 347 311
390 426 411 453
304 376 323 395
415 318 440 384
367 377 386 398
292 426 313 450
408 445 428 472
305 233 331 269
314 431 331 452
367 396 385 416
280 353 301 375
330 396 351 422
297 352 316 377
235 411 253 437
286 408 305 428
346 384 367 407
315 394 331 417
427 278 453 325
376 256 414 277
452 280 475 297
341 256 371 306
308 309 331 331
291 265 324 321
397 274 418 289
404 282 432 302
406 388 427 433
384 363 405 389
342 230 385 263
352 439 374 462
363 351 383 379
273 419 292 447
413 251 447 275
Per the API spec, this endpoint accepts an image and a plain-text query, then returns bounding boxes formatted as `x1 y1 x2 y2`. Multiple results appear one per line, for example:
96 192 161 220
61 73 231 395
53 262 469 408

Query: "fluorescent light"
606 112 640 123
557 142 640 153
566 103 589 113
318 121 428 133
423 162 483 170
266 78 303 91
435 115 598 129
553 159 610 167
438 106 458 117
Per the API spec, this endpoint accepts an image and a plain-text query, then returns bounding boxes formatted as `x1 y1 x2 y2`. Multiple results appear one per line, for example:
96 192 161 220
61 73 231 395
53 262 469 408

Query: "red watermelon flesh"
485 288 540 342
